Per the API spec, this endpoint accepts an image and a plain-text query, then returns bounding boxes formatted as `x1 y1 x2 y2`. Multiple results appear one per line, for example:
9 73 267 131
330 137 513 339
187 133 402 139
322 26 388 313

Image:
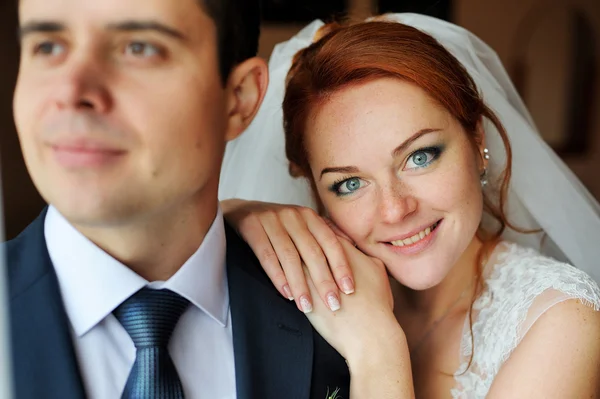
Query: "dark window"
377 0 453 22
262 0 347 23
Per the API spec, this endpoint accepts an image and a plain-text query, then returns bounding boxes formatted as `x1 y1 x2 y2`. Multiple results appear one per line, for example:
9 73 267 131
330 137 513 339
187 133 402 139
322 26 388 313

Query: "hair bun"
314 21 342 42
288 162 305 178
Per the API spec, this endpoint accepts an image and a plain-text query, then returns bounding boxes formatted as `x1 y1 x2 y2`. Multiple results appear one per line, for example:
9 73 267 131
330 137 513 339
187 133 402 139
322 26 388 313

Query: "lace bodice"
451 242 600 398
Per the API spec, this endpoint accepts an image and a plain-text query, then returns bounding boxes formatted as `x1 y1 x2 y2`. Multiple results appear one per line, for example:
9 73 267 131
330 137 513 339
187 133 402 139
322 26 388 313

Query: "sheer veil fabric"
219 13 600 283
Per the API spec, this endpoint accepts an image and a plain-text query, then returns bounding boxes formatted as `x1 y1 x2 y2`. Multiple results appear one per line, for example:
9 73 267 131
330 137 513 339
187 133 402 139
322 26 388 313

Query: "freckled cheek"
326 199 377 243
431 161 483 220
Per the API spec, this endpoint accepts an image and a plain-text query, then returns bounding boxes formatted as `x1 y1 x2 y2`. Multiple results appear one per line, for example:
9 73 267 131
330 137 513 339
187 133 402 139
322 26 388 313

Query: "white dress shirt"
45 206 237 399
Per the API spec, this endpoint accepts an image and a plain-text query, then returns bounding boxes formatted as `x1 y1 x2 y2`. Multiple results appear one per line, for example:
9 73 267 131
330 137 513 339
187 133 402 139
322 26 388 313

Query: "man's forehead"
18 0 207 27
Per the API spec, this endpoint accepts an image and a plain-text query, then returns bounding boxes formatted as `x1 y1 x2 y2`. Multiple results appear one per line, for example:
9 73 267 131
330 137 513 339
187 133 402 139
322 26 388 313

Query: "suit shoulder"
2 210 51 299
224 222 274 286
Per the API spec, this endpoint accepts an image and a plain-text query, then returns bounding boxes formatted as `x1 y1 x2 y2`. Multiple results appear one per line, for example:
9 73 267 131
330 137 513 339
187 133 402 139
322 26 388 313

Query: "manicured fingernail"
327 293 340 312
300 296 313 313
341 277 355 294
283 285 294 300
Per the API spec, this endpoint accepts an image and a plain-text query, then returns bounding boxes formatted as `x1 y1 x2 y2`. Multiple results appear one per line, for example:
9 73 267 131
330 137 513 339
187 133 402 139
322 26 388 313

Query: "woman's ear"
223 57 269 142
474 120 488 171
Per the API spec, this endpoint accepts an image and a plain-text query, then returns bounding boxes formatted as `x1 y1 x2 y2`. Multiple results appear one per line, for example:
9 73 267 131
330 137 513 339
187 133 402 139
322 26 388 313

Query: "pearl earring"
480 169 488 187
481 148 490 187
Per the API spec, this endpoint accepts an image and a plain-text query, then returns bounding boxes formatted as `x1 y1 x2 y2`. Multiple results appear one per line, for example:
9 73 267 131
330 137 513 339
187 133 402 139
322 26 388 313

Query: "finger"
338 238 364 274
238 214 293 300
304 211 355 295
322 218 357 293
278 208 341 312
366 256 394 310
260 211 314 313
338 241 394 310
302 264 330 314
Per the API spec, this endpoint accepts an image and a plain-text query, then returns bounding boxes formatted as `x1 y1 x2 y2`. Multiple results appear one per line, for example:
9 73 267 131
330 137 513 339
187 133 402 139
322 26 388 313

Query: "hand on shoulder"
221 198 355 312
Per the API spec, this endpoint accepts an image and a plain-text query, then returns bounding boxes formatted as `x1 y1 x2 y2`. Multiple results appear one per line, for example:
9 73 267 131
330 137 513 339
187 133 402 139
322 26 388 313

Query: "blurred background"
1 0 599 239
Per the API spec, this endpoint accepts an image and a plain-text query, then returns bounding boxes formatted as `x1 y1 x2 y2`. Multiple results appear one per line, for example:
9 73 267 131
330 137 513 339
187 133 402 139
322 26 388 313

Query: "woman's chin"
386 260 450 291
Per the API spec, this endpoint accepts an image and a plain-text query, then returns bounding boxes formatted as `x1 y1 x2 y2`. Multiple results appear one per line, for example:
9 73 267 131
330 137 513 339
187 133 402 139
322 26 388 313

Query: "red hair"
282 18 528 371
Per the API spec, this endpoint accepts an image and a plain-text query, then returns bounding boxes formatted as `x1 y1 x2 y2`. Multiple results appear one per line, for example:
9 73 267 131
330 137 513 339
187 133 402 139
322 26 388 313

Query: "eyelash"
404 145 443 170
329 175 361 197
31 40 64 56
327 145 444 196
123 41 166 58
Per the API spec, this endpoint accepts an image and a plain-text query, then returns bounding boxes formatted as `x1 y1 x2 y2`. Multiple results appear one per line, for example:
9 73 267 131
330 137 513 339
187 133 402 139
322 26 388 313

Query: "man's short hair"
200 0 262 84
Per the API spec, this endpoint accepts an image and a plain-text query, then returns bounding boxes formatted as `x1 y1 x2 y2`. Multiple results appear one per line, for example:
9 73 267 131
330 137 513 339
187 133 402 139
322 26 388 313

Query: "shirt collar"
45 205 228 337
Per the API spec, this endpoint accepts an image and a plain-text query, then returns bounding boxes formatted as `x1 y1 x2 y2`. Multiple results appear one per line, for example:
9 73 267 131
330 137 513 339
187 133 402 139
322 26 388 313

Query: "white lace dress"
451 241 600 398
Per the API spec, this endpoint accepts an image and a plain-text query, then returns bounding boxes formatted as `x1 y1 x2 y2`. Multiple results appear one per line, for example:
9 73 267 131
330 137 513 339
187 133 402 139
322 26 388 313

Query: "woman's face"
306 78 485 290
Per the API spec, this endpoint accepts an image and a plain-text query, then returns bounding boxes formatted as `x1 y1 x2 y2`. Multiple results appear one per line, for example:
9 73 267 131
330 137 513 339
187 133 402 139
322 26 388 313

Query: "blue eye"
404 146 442 170
125 42 162 58
33 41 66 57
330 177 366 196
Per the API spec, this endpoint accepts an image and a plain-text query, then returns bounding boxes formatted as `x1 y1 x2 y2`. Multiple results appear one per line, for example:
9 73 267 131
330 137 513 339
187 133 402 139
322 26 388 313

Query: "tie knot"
114 288 190 348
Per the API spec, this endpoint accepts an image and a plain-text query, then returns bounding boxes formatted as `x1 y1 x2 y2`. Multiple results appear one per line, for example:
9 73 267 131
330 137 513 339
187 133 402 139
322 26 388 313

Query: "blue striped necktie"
114 288 190 399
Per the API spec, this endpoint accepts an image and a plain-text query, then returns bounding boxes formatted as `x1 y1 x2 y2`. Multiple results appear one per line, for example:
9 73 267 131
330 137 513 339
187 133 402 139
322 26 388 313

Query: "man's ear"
224 57 269 142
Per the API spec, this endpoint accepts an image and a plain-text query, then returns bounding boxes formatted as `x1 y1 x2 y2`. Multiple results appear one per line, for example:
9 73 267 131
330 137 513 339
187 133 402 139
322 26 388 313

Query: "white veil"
219 13 600 282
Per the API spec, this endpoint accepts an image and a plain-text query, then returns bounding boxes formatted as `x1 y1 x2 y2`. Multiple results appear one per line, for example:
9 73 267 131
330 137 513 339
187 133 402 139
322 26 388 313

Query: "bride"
219 14 600 398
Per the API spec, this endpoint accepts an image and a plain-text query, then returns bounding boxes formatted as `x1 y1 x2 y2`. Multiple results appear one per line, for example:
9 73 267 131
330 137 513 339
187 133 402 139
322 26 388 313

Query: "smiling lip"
384 219 442 243
50 139 126 168
382 219 442 256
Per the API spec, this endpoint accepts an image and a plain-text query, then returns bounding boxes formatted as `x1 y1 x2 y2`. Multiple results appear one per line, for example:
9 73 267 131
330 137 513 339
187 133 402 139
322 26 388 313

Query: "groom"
5 0 349 398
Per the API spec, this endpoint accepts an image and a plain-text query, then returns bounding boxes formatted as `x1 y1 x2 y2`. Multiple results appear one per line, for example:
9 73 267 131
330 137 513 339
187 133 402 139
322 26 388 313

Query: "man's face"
14 0 229 227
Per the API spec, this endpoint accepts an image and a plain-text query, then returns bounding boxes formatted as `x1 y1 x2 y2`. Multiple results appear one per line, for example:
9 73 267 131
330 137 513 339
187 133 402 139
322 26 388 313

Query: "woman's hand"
303 239 398 360
304 239 415 398
221 199 355 313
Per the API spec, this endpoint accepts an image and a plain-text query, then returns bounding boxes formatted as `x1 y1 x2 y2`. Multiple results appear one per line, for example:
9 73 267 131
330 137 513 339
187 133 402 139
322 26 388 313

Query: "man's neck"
72 197 219 282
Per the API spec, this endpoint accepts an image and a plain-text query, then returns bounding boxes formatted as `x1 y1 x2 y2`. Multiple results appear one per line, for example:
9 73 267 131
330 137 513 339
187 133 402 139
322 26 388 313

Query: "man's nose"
52 52 112 113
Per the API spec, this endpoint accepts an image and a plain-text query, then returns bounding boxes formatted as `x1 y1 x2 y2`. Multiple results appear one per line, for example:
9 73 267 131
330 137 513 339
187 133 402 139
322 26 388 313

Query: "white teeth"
390 222 437 247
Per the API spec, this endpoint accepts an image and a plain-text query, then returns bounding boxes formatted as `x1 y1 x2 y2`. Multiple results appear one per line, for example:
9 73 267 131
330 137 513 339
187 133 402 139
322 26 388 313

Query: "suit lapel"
6 209 86 399
226 225 314 399
7 214 318 398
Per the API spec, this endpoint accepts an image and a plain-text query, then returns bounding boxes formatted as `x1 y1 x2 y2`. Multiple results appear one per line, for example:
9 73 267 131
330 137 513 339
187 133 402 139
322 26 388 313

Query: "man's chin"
50 201 138 229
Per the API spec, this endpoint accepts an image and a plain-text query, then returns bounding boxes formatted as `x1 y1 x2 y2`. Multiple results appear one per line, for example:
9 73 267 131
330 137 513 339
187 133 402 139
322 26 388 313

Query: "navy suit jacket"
5 209 350 398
